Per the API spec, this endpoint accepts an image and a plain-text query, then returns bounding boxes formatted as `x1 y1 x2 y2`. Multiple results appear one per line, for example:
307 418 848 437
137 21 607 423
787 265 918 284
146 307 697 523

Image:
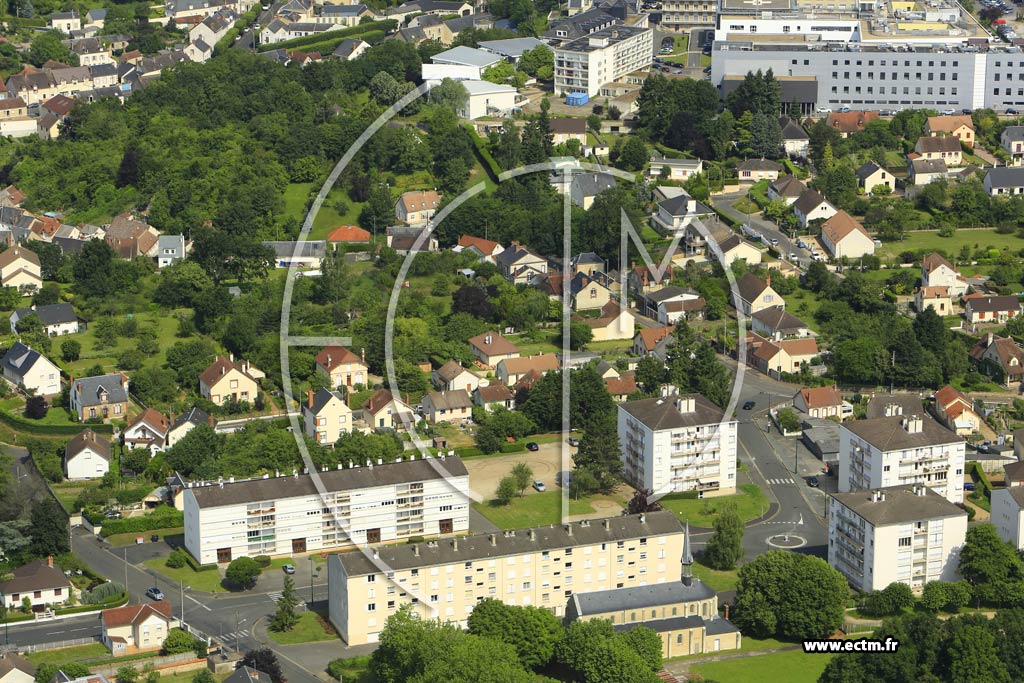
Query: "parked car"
838 105 851 113
964 482 976 491
526 442 539 451
941 108 956 115
742 400 756 410
815 106 832 113
283 564 296 574
769 237 779 247
789 252 798 260
105 510 122 519
808 477 820 488
1006 107 1020 115
151 534 159 543
796 239 806 248
145 587 164 601
533 481 546 492
567 437 580 447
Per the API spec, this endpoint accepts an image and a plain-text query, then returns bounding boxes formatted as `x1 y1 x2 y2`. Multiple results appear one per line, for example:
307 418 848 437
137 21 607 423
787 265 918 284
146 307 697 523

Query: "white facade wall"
992 488 1024 550
65 446 109 479
554 28 653 97
184 469 471 564
1 585 67 609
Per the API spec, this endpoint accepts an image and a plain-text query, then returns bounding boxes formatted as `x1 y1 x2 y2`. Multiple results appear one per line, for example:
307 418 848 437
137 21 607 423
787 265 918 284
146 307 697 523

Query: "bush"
99 506 183 537
776 408 801 433
161 627 202 655
25 396 48 420
166 549 187 569
327 656 372 681
82 581 126 605
184 552 218 573
226 557 260 589
254 555 272 568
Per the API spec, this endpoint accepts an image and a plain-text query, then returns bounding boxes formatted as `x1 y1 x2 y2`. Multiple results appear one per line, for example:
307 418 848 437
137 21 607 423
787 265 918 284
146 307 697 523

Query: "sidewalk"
252 617 376 682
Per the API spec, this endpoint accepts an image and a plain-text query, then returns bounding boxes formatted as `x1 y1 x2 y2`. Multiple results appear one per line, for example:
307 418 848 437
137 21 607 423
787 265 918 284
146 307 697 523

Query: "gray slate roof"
843 415 961 451
224 667 273 683
431 46 502 68
831 485 965 526
986 167 1024 189
911 158 948 175
262 241 326 259
751 305 808 332
477 37 548 58
189 456 467 509
14 303 77 326
74 373 128 407
336 511 682 576
618 393 726 430
793 188 829 215
307 388 345 414
1 341 52 378
571 172 617 198
170 405 210 432
855 161 884 183
659 194 712 217
570 580 715 617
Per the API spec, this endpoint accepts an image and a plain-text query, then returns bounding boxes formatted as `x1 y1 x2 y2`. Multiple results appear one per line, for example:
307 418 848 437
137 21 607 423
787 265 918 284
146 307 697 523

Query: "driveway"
713 191 810 270
463 442 574 501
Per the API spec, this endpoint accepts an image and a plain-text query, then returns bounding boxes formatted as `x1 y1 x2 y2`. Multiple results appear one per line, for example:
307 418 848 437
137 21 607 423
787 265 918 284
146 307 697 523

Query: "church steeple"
681 520 693 586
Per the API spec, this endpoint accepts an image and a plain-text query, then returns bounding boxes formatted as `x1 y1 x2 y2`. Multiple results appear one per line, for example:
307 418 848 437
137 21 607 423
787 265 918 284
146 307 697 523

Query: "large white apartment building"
829 485 967 593
183 456 470 564
992 486 1024 550
328 511 684 645
839 414 965 504
617 386 737 497
554 25 653 97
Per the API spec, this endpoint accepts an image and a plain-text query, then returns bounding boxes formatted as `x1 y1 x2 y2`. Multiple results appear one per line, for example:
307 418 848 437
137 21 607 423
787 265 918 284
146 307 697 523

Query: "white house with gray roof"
984 167 1024 197
1 342 60 396
829 485 967 593
618 385 737 496
156 234 187 268
10 303 81 337
570 172 617 209
477 37 548 62
185 455 469 564
422 46 502 81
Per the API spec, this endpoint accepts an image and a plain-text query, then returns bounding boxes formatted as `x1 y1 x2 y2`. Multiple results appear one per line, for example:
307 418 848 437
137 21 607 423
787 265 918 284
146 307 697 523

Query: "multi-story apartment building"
554 25 653 97
183 455 470 564
617 386 737 497
829 485 967 593
839 414 965 504
328 511 684 645
660 0 715 33
992 486 1024 550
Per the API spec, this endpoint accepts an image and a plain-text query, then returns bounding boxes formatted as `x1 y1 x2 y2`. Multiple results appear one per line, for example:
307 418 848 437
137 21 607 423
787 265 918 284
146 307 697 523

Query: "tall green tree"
466 599 563 670
270 575 300 632
702 504 744 570
959 523 1024 606
30 498 68 556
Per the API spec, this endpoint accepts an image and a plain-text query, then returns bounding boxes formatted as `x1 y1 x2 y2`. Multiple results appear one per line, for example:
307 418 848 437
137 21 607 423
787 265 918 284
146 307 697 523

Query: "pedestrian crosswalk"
222 629 250 641
267 592 282 602
765 477 796 486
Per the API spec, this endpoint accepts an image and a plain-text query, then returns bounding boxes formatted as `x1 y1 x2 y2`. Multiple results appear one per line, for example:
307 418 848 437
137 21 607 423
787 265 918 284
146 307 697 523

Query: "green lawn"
144 557 228 593
471 491 608 529
691 648 835 683
106 527 184 547
282 182 368 241
693 559 740 592
154 672 227 683
876 228 1024 260
668 635 792 662
50 481 90 511
659 484 769 528
26 642 110 666
266 610 338 645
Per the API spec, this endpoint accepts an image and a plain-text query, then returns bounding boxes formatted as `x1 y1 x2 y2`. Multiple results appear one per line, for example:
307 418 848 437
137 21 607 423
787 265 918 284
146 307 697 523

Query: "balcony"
247 507 275 516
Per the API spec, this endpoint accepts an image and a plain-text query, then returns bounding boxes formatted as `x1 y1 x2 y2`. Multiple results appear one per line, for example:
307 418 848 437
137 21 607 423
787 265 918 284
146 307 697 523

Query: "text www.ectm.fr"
803 638 900 653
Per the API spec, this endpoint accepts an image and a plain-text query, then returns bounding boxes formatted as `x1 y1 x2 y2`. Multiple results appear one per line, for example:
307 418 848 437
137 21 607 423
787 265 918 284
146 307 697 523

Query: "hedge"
966 461 993 501
465 125 501 183
256 20 397 52
0 410 113 436
59 593 128 615
184 551 218 573
273 29 387 57
99 506 184 538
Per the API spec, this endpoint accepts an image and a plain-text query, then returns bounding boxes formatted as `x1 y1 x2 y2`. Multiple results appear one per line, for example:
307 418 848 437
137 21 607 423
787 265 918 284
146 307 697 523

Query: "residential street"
712 190 812 270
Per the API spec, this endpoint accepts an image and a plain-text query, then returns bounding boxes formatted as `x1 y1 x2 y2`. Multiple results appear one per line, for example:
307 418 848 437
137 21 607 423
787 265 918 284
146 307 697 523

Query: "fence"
89 652 207 679
14 636 100 654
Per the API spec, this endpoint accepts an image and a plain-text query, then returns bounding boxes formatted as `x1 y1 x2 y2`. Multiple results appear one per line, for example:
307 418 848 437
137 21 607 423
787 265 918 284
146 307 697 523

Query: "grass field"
266 610 338 645
692 559 740 592
283 183 366 241
659 484 769 528
471 491 608 529
668 635 793 662
144 557 228 593
155 672 227 683
50 481 89 511
106 527 184 547
26 642 109 666
691 648 835 683
876 228 1023 260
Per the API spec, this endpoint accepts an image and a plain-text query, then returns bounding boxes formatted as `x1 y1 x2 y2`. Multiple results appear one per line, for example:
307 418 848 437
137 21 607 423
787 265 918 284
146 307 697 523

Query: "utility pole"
180 580 186 626
309 556 314 604
793 433 799 474
123 547 128 592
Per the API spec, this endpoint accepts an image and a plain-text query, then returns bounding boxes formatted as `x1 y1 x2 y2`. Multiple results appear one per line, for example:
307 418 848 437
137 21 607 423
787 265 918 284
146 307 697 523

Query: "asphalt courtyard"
463 442 570 500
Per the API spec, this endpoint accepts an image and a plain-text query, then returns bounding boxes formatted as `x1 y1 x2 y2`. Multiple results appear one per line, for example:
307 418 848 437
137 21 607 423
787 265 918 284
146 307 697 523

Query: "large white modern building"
617 386 737 497
183 456 470 564
328 511 685 644
992 486 1024 550
839 414 965 504
829 485 967 593
554 25 653 97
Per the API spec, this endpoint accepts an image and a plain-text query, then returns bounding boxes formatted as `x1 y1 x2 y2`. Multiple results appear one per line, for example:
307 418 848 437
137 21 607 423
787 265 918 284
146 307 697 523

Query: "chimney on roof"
902 415 923 434
326 354 331 367
307 389 314 409
565 523 572 536
528 529 535 541
484 334 492 345
987 332 995 347
229 352 233 363
489 534 496 546
603 519 610 530
724 604 729 620
413 544 419 557
884 403 903 418
453 538 458 551
47 555 53 568
766 274 771 288
639 513 646 524
675 396 694 414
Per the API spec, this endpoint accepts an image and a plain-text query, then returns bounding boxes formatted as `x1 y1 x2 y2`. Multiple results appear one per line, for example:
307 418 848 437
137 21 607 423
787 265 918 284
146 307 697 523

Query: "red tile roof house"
970 333 1024 388
932 384 980 435
101 600 178 655
792 385 845 420
326 225 371 244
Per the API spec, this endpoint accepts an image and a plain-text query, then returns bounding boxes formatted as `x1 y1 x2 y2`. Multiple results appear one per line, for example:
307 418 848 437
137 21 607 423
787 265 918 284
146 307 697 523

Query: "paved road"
232 2 281 51
713 190 812 270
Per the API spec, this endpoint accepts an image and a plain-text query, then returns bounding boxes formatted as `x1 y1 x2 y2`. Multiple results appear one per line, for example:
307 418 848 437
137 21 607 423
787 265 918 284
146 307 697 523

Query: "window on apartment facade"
898 537 912 547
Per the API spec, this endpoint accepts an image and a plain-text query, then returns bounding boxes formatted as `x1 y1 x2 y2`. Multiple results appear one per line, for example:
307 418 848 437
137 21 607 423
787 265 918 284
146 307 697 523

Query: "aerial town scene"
0 0 1021 680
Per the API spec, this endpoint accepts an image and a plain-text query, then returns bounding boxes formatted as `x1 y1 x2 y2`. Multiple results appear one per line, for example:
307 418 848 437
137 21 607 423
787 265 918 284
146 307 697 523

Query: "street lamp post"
793 433 799 474
309 556 314 605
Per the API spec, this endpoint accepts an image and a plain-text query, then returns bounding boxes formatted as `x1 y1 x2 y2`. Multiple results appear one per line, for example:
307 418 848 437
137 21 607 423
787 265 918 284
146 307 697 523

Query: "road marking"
267 592 282 602
766 478 795 486
186 595 212 611
69 627 92 632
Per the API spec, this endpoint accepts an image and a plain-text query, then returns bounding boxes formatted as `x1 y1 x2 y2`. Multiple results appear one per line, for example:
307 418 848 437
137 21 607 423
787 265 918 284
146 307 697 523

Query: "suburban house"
733 273 782 317
915 136 963 166
604 371 638 401
736 158 782 183
767 175 806 205
819 210 875 260
165 406 212 448
105 215 160 259
618 386 738 496
909 158 948 185
302 388 352 444
640 286 705 324
829 486 967 593
793 385 844 420
472 383 515 412
1000 125 1024 166
633 326 672 356
779 116 809 158
565 527 740 658
49 10 81 32
431 361 479 393
0 342 60 396
454 234 503 263
362 389 413 429
263 240 326 269
186 457 469 564
651 192 715 234
101 600 178 655
64 428 111 479
549 117 587 145
315 346 368 389
648 156 702 181
495 241 548 285
0 654 35 683
10 303 81 337
838 414 966 503
855 161 894 195
69 373 129 421
792 189 837 228
751 306 812 340
963 295 1022 325
198 356 263 406
496 354 559 386
570 271 615 311
710 233 762 268
224 668 273 683
826 111 879 138
969 334 1024 388
332 38 370 61
984 167 1024 196
468 331 520 367
921 253 968 297
122 408 170 454
584 300 635 342
156 234 187 268
326 225 371 245
915 286 953 315
395 190 441 225
932 384 980 435
925 115 974 148
751 336 818 377
0 245 41 293
422 389 473 423
570 173 617 209
0 557 72 610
